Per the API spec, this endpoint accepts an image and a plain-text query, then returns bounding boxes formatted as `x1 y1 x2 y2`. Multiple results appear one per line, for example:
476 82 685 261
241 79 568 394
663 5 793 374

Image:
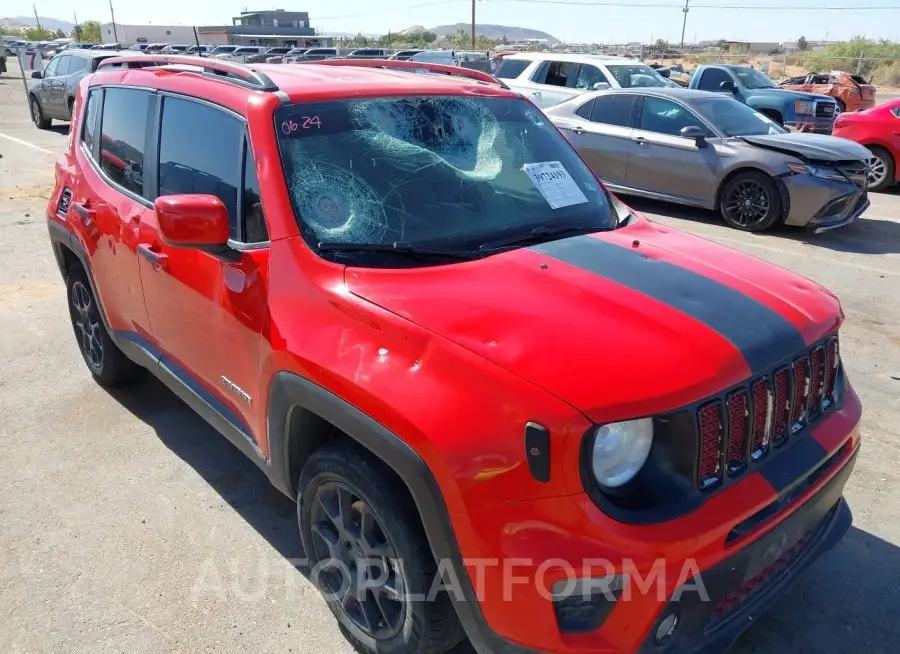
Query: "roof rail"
96 55 279 92
301 58 509 89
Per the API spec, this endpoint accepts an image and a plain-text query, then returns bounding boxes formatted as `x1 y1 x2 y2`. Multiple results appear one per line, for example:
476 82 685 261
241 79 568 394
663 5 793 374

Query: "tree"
655 38 667 52
54 28 66 39
797 36 809 51
422 30 437 45
80 20 102 44
23 27 53 41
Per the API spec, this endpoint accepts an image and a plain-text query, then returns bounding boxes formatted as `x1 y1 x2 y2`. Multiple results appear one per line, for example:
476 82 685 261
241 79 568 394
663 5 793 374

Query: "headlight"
786 162 848 182
589 418 653 488
795 100 814 114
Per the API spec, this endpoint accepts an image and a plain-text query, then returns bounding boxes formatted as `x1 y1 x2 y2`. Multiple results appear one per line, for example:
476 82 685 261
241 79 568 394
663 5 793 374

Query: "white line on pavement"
0 132 54 155
710 235 900 278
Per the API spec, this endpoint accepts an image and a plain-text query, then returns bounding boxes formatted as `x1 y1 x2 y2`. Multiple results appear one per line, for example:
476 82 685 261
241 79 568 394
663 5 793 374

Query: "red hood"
345 219 841 422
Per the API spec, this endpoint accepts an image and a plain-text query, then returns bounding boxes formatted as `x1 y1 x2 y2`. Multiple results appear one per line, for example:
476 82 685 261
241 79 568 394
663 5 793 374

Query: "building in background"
102 10 334 48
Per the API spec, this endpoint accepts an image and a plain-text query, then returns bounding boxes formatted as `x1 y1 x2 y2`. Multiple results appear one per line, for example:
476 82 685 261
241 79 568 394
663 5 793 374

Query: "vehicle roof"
505 52 640 65
602 87 724 100
61 49 124 59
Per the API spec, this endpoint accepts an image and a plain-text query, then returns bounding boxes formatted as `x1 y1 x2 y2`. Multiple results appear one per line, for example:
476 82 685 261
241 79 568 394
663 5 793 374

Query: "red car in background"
833 99 900 191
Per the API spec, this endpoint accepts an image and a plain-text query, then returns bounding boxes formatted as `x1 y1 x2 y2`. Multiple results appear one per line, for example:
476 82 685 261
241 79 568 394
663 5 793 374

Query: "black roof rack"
96 55 279 92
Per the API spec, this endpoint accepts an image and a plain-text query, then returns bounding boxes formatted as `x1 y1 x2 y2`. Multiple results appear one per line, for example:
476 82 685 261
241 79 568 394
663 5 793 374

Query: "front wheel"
719 171 783 232
866 146 895 192
298 441 463 654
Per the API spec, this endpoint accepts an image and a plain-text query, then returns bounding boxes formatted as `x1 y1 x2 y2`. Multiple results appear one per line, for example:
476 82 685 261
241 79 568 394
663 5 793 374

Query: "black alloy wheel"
720 171 783 232
309 481 405 639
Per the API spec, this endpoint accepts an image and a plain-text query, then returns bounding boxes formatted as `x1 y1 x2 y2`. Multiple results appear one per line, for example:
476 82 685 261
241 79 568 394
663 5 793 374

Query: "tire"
30 95 51 129
298 441 463 654
66 264 139 386
719 171 784 232
866 146 895 193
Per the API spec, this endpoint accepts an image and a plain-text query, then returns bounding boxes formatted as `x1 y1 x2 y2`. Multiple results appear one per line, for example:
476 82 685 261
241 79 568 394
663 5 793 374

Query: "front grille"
696 335 840 490
816 102 835 117
853 188 868 214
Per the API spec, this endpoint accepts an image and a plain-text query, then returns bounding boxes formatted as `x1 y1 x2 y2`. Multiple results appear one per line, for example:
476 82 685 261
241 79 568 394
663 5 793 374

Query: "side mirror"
592 82 610 91
31 70 43 79
681 125 707 144
154 195 230 248
719 80 737 94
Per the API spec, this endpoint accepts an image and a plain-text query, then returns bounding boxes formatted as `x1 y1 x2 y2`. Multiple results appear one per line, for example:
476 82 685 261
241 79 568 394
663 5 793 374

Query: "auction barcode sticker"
523 161 589 210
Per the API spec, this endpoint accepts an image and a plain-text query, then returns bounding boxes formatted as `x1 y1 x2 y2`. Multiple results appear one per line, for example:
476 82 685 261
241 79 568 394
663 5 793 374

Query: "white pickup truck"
496 53 674 108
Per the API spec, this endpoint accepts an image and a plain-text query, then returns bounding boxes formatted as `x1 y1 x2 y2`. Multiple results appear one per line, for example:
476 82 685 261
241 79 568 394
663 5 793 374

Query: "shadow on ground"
107 375 900 654
627 196 900 255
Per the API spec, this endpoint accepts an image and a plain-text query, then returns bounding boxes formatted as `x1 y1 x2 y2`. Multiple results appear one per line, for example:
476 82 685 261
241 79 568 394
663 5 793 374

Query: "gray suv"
29 50 120 128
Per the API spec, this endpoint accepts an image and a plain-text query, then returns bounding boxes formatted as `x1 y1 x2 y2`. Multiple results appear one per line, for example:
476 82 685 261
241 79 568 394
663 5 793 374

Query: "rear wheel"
866 146 895 192
719 171 783 232
66 265 139 386
298 441 463 654
30 95 50 129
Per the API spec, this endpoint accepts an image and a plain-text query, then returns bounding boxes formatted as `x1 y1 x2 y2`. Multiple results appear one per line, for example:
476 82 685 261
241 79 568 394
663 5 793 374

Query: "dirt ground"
1 59 900 654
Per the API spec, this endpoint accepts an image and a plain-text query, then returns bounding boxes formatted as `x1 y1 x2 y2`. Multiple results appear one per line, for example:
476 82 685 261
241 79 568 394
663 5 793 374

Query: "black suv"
29 50 121 128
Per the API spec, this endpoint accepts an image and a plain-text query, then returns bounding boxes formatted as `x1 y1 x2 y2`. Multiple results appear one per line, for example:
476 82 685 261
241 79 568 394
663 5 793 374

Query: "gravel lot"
2 60 900 654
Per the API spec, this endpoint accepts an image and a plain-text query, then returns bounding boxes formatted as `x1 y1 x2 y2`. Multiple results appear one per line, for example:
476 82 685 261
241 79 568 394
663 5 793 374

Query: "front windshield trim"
273 94 615 267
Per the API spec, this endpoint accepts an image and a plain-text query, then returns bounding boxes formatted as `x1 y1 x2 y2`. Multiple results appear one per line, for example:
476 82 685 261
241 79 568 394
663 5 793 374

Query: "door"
35 55 61 114
560 93 636 186
46 55 71 117
625 95 719 204
138 94 269 439
70 86 154 336
526 60 581 108
62 56 88 118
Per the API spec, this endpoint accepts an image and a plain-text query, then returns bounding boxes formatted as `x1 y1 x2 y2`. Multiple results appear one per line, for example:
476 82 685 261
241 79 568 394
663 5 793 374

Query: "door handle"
571 126 585 134
632 136 648 145
72 201 95 225
138 243 168 270
532 90 542 96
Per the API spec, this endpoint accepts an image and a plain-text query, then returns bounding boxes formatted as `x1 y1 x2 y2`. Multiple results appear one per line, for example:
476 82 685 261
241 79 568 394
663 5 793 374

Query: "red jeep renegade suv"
46 55 861 654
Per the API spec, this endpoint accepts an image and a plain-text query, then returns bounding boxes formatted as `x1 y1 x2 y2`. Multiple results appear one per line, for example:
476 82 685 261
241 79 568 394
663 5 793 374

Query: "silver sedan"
545 88 872 232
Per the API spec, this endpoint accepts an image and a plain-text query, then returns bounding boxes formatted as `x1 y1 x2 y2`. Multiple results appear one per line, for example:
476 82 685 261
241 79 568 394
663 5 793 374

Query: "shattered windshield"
733 67 778 90
274 95 613 264
604 64 669 88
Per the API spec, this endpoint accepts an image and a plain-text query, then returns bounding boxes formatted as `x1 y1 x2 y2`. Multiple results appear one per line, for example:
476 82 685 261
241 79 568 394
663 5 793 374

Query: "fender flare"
266 371 537 654
47 220 112 330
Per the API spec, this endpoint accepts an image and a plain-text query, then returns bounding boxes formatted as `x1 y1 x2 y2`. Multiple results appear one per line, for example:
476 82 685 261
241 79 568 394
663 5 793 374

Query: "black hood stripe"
531 236 807 373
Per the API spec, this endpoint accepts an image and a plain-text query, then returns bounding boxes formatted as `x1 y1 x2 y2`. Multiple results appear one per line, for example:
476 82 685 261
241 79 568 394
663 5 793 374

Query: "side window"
543 61 577 87
575 64 608 90
697 68 732 91
638 97 703 136
242 142 269 243
43 57 61 77
495 58 530 80
68 57 88 74
55 56 71 76
589 94 635 127
157 96 243 233
575 98 596 120
81 89 100 153
98 88 150 197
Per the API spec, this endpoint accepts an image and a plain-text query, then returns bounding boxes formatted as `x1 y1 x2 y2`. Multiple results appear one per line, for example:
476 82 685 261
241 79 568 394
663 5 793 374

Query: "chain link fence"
0 57 32 126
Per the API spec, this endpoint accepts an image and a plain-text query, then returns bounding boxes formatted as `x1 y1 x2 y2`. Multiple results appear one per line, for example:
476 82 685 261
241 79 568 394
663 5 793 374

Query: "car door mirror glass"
592 82 610 91
154 195 231 248
31 70 43 79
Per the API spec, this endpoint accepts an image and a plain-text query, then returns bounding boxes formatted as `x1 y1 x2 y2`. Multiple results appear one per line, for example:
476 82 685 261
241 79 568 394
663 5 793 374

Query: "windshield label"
523 161 589 210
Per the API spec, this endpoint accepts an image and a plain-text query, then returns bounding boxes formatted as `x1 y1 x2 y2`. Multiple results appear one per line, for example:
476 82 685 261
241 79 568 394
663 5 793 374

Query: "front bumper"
781 173 869 231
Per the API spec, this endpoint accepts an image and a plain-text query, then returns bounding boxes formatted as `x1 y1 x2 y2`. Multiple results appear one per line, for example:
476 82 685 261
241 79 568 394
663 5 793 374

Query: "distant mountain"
3 16 76 31
431 23 558 44
400 25 430 36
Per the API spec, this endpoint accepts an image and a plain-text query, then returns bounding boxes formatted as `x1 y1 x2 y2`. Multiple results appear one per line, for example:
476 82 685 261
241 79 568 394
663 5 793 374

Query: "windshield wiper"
478 224 607 251
317 241 481 261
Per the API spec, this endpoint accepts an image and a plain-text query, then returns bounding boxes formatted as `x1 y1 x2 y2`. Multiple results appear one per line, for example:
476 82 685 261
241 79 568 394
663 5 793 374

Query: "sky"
7 0 900 44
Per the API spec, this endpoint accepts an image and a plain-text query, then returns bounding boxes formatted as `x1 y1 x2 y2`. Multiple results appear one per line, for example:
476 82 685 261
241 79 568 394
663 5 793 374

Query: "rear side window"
589 94 635 127
98 88 151 197
55 56 71 76
541 61 577 87
68 57 88 74
495 58 529 79
81 89 100 153
575 98 596 120
157 96 243 235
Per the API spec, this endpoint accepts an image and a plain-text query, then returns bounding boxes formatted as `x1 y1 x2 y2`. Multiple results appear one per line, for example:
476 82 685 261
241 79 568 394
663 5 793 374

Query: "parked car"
347 48 387 59
47 53 861 654
247 46 292 63
780 71 876 114
832 98 900 192
278 47 309 63
388 49 424 60
159 44 192 54
145 43 170 53
687 64 838 133
208 45 238 57
295 47 339 61
547 88 870 232
28 49 123 128
497 53 671 108
216 46 266 63
186 45 213 56
90 43 123 51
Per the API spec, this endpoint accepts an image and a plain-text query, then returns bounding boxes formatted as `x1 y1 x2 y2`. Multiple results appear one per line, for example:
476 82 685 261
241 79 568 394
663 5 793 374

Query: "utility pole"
33 4 43 33
680 0 689 50
73 11 80 39
109 0 118 43
471 0 476 49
